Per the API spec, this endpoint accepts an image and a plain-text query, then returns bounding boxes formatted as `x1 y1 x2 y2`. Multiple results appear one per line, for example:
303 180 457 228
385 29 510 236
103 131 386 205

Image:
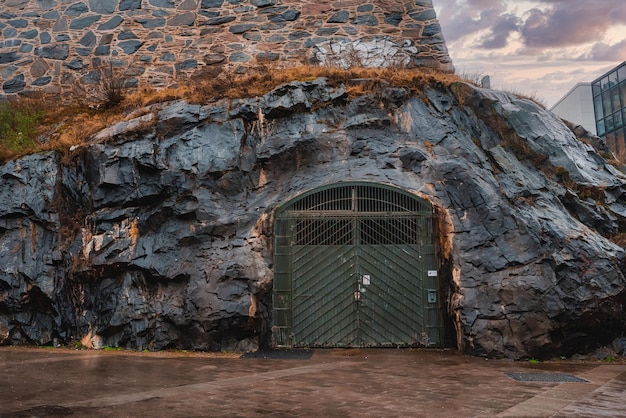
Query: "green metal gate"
273 182 442 348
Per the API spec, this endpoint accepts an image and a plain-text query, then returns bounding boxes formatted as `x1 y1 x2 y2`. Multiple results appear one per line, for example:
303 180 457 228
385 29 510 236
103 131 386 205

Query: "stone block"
120 0 142 11
328 10 349 24
66 3 89 17
150 0 175 8
8 18 28 28
42 10 60 19
2 74 25 93
256 51 279 61
135 17 166 29
76 47 93 56
0 52 19 64
3 27 18 38
36 44 69 60
203 53 226 64
79 31 97 47
410 10 437 21
250 0 276 7
229 51 250 62
167 12 196 26
423 23 442 37
352 14 378 26
175 58 198 69
201 0 224 7
69 15 102 30
268 10 300 23
6 0 29 7
98 16 124 30
19 29 38 39
95 45 111 55
64 58 86 70
118 40 143 54
39 32 51 43
243 32 262 41
52 18 67 32
288 31 310 40
100 33 114 45
204 16 236 26
180 0 198 10
89 0 118 14
385 13 402 26
230 23 256 34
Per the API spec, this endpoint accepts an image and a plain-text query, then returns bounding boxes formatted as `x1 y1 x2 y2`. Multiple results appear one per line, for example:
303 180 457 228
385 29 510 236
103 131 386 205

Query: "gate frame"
272 181 443 348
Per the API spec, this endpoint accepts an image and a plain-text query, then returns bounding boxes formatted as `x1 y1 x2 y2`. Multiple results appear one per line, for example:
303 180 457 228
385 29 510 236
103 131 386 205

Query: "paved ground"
0 347 625 417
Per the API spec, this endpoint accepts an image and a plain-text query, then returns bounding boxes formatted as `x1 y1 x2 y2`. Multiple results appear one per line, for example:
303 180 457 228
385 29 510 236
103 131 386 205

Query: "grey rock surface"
1 78 625 358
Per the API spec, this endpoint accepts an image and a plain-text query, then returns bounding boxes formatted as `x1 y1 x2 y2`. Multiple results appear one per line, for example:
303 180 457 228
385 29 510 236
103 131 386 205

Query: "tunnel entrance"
272 182 444 347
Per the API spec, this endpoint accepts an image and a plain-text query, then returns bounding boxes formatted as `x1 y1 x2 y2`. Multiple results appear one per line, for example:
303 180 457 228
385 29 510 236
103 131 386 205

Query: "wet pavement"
1 347 625 417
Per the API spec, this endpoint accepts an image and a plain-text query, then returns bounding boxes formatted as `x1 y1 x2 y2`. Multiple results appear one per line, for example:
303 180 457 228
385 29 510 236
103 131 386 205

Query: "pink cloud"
520 1 626 48
436 0 626 54
581 39 626 62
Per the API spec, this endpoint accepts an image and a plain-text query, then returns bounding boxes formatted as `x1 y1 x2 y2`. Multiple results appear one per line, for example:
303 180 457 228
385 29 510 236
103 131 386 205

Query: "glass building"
593 62 626 160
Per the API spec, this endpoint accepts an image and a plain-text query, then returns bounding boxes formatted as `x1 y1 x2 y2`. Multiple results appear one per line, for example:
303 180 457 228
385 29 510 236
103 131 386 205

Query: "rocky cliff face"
1 78 625 358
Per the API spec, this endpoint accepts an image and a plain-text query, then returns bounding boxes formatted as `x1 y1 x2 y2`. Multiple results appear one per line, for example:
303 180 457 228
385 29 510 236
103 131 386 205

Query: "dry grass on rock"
1 66 465 163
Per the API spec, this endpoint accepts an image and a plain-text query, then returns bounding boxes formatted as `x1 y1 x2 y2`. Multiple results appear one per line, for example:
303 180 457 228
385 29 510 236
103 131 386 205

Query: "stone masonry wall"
0 0 453 98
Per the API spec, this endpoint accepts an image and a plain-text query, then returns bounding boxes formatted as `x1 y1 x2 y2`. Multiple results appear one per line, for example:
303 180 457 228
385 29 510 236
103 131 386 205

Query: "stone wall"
0 0 453 98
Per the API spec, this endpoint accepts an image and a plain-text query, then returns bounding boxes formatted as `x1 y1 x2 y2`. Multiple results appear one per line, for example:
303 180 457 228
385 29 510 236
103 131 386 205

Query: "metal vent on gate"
505 372 589 383
272 182 443 349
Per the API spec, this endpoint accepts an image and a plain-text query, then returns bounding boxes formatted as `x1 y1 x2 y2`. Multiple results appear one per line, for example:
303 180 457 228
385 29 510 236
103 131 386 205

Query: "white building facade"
551 62 626 161
550 83 597 135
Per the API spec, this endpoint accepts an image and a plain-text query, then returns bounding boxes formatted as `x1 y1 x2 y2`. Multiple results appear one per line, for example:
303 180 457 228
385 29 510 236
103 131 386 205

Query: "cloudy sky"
433 0 626 107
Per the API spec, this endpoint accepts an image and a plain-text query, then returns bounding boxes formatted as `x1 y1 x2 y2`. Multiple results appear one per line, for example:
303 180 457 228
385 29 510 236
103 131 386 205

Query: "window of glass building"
609 71 619 88
593 62 626 142
597 119 605 136
607 115 615 132
619 65 626 83
611 87 621 110
602 91 613 115
594 95 604 120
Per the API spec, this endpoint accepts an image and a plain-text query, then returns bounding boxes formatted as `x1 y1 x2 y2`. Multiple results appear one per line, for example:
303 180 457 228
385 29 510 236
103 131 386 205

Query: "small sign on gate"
362 275 371 285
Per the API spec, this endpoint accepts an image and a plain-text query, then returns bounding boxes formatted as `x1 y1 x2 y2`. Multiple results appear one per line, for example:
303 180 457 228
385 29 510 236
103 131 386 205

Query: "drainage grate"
505 372 589 383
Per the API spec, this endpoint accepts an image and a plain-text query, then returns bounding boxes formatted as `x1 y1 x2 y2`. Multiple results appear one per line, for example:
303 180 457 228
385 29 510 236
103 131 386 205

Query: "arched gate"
273 182 442 347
